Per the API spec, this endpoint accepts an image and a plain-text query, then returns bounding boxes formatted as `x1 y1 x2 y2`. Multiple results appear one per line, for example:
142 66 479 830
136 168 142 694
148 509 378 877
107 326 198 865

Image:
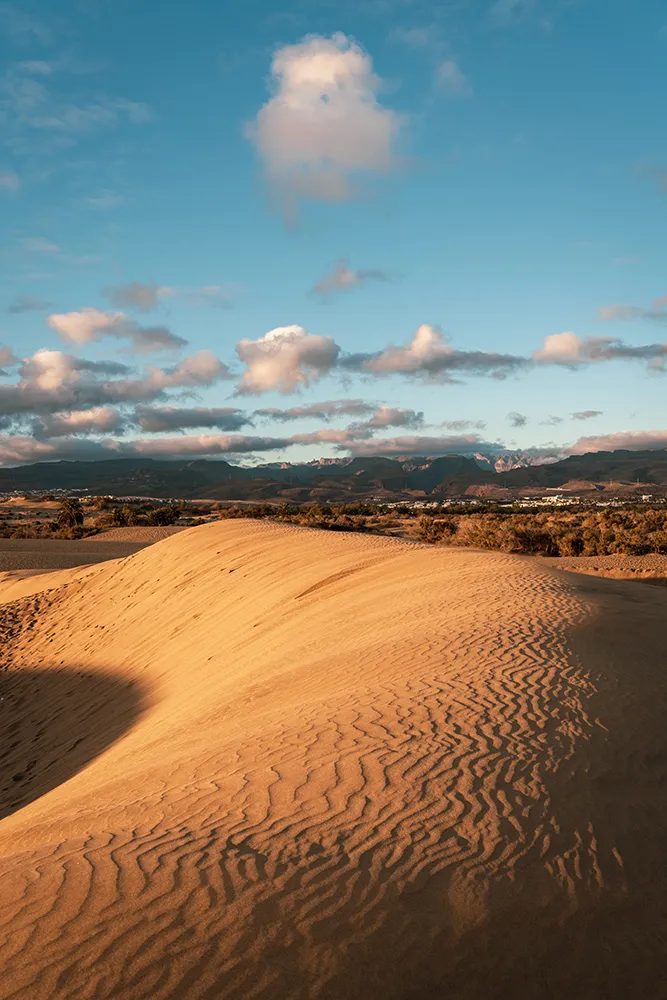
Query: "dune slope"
1 521 666 999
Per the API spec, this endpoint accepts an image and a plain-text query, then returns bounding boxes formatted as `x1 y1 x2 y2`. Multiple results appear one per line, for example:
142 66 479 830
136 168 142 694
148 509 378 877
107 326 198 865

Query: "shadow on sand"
0 666 147 821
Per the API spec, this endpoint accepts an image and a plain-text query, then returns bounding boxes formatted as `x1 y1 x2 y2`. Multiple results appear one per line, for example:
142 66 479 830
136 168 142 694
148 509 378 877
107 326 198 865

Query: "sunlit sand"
1 520 665 999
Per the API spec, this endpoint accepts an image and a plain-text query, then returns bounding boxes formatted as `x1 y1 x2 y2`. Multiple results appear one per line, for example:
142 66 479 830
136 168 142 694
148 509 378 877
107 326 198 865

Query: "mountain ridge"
1 448 666 500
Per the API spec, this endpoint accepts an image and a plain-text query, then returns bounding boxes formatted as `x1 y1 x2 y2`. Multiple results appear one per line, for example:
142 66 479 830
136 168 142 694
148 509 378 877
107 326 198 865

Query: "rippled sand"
1 521 666 999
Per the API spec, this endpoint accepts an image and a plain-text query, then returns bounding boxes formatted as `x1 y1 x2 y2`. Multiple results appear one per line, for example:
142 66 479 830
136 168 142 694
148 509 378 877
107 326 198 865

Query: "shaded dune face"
0 522 666 1000
0 664 146 821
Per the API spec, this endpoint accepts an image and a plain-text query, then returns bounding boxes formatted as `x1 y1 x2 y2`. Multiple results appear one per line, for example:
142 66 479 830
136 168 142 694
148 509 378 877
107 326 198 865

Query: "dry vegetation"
217 503 667 556
4 497 667 559
0 496 211 540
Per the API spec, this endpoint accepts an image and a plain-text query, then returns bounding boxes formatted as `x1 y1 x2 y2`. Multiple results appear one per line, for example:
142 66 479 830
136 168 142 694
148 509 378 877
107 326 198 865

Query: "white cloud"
569 430 667 454
361 405 424 428
533 331 582 363
346 324 525 379
362 324 450 373
508 411 528 427
236 324 340 394
146 351 229 391
47 307 187 352
0 348 228 417
534 330 667 368
247 33 402 212
22 350 76 391
48 307 118 344
34 407 125 438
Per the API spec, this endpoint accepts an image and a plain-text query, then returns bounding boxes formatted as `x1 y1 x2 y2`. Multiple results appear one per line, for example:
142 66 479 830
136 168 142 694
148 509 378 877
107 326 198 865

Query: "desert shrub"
57 498 84 530
146 503 181 526
556 532 584 557
416 516 456 543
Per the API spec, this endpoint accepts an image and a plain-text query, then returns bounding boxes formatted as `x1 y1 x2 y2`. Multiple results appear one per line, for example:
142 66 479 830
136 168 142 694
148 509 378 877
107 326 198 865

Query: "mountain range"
1 449 667 501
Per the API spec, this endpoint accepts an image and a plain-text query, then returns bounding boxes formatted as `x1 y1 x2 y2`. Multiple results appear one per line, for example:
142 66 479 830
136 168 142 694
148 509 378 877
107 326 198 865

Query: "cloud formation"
247 33 401 212
534 331 667 369
598 297 667 326
255 399 374 421
508 411 528 427
236 325 340 394
569 430 667 455
32 407 126 439
0 345 18 375
313 260 391 297
0 433 293 466
344 324 525 379
103 282 236 311
0 348 228 417
134 406 252 434
357 405 424 429
47 308 187 353
571 410 602 421
340 433 495 457
103 283 174 312
441 419 487 431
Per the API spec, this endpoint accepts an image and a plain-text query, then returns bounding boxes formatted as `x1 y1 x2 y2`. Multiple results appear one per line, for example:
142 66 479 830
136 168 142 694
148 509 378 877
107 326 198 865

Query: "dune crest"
1 521 666 999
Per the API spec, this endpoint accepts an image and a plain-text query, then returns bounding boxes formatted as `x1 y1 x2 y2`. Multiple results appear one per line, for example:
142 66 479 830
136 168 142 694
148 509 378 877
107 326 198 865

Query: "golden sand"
1 521 666 999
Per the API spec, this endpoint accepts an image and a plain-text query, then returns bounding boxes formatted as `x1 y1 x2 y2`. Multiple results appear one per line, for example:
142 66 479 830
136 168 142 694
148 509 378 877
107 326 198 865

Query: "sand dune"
0 538 152 573
1 521 666 999
83 526 188 543
0 566 98 606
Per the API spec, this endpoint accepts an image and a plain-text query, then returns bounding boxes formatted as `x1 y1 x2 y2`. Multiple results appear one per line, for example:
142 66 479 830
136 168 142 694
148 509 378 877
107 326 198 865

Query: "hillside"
0 449 666 500
1 521 666 998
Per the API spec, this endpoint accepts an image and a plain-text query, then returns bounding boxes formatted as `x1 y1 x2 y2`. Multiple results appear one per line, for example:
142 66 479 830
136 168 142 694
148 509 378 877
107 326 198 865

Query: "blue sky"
0 0 666 466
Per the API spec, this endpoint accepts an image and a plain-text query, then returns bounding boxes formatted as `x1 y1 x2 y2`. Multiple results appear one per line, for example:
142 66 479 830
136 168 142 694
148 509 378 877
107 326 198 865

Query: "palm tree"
57 497 84 530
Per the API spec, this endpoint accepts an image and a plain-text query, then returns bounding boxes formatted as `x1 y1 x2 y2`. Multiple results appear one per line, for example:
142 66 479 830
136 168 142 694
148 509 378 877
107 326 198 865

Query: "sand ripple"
0 522 666 999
